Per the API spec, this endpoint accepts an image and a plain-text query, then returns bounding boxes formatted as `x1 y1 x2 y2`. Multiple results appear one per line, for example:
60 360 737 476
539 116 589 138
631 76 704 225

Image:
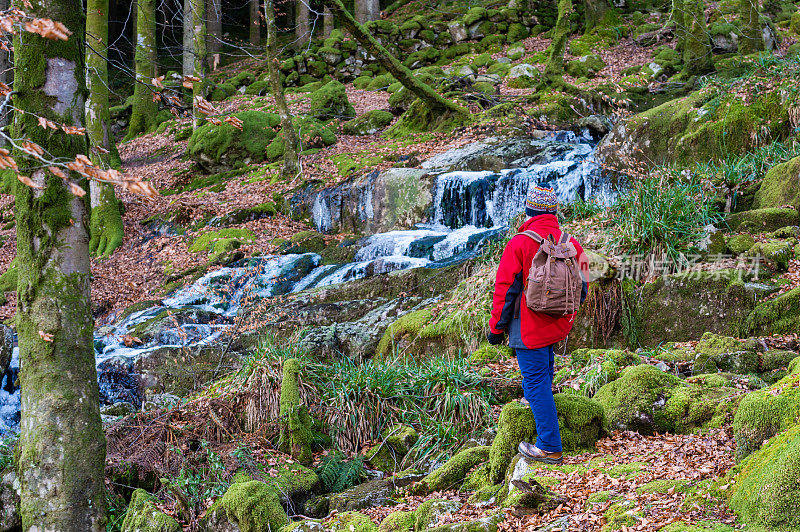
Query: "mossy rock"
753 156 800 211
414 499 462 530
328 479 394 513
231 70 257 88
691 332 761 375
469 343 512 364
328 511 378 532
744 286 800 336
353 76 374 89
122 489 181 532
366 424 419 473
200 480 289 532
410 446 490 495
293 116 338 150
378 510 416 531
209 202 279 227
565 54 605 78
727 208 800 233
282 230 326 254
188 110 280 172
309 80 355 120
245 80 270 96
747 239 794 272
733 372 800 461
210 82 237 101
488 397 605 484
729 422 800 530
727 234 755 255
385 99 471 138
343 110 394 136
633 270 759 346
507 23 529 43
190 228 256 253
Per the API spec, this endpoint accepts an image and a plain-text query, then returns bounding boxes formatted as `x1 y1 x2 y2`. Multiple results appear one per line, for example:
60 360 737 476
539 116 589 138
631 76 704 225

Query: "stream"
0 131 611 436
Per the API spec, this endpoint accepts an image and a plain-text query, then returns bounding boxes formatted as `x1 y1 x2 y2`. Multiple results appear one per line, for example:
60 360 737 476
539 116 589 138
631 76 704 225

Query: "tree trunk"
682 0 714 76
250 0 261 45
265 0 300 177
12 0 106 529
87 0 124 257
125 0 158 140
738 0 762 55
322 0 464 116
355 0 366 22
296 0 310 46
582 0 608 32
183 0 194 78
544 0 572 79
192 0 208 128
672 0 686 54
365 0 379 21
323 6 334 37
207 0 222 70
0 0 10 137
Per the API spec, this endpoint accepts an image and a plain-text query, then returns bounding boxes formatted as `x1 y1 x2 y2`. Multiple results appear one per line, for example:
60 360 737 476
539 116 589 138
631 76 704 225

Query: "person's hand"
487 330 505 345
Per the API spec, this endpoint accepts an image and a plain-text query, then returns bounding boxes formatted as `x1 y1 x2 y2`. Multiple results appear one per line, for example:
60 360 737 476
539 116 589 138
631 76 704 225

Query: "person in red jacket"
487 185 588 465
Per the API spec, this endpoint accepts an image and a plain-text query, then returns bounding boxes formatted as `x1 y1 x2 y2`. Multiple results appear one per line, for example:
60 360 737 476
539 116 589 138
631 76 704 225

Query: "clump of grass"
611 173 721 263
561 196 606 223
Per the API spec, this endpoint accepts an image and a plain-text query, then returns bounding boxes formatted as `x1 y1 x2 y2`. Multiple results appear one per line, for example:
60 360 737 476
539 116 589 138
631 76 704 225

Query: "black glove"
487 331 505 345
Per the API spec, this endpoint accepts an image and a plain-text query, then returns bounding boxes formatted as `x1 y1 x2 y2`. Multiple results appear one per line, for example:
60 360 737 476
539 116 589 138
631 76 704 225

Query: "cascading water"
0 131 610 436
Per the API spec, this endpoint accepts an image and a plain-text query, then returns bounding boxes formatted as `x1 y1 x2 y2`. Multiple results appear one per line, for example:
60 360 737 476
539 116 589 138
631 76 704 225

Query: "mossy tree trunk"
192 0 208 128
277 359 312 465
183 0 194 78
544 0 572 79
265 0 300 177
296 0 310 46
125 0 158 140
672 0 687 54
738 0 763 55
207 0 222 70
323 6 334 37
322 0 465 116
682 0 714 76
0 0 10 136
582 0 609 32
11 0 107 529
87 0 124 257
249 0 261 45
356 0 378 22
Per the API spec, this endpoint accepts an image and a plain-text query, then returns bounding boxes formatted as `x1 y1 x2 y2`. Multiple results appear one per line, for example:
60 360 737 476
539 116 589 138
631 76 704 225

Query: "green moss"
411 446 490 495
463 6 488 26
468 343 512 365
594 365 681 434
187 110 280 168
210 82 237 101
366 424 418 473
587 490 613 504
310 80 355 120
659 521 735 532
747 239 794 272
343 110 394 135
602 500 641 531
121 489 180 531
329 511 378 532
507 23 530 43
211 480 289 532
606 462 645 478
277 358 313 464
727 234 755 254
744 287 800 336
636 478 692 495
565 54 605 78
692 332 760 374
729 422 800 530
385 99 471 138
754 156 800 210
245 80 270 96
190 228 256 253
488 397 604 484
378 510 416 532
414 499 461 530
461 463 490 491
733 372 800 461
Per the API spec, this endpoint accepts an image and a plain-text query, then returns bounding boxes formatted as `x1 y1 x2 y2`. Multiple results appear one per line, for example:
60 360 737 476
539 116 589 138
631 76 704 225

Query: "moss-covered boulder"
329 479 395 513
310 80 355 121
497 455 562 511
281 230 327 254
727 234 755 255
691 333 761 375
343 110 394 135
488 397 605 484
410 446 490 495
729 422 800 530
565 54 605 78
469 343 512 365
747 239 794 272
278 358 314 465
378 510 416 532
506 63 541 88
733 372 800 461
561 349 641 396
188 110 280 172
327 511 378 532
726 208 800 233
200 480 288 532
744 287 800 336
633 270 760 346
414 499 462 530
366 424 419 473
753 156 800 211
122 489 181 532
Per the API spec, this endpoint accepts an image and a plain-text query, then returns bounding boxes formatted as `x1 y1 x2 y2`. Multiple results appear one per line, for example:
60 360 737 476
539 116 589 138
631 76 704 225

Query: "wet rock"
134 345 240 399
0 470 20 532
329 479 395 512
98 356 142 407
575 115 612 140
0 327 11 378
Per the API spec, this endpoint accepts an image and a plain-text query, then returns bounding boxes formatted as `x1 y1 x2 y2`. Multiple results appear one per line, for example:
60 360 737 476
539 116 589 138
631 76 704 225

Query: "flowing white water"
0 133 608 436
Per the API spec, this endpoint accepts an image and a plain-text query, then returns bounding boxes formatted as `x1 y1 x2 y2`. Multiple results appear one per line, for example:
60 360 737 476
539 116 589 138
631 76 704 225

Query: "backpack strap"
520 230 544 243
558 231 571 244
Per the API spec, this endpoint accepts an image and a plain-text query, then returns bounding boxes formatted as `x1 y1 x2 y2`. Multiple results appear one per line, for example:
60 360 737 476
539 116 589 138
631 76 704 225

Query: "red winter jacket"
489 215 588 350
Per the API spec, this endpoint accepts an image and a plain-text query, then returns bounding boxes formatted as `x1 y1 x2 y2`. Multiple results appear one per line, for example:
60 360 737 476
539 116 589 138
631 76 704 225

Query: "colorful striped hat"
525 185 558 216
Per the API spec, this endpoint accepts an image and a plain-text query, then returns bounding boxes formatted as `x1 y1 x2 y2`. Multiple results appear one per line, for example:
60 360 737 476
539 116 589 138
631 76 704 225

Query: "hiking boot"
518 441 563 465
520 396 530 407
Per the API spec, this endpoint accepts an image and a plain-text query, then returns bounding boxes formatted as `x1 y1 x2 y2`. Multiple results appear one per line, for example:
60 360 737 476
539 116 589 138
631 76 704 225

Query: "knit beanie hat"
525 185 558 217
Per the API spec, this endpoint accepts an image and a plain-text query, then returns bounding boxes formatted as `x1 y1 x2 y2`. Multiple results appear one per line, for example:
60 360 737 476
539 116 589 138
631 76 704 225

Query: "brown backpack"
520 230 582 317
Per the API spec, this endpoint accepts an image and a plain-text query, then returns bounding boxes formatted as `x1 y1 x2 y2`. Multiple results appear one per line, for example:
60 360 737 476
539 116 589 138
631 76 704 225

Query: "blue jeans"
517 345 562 453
